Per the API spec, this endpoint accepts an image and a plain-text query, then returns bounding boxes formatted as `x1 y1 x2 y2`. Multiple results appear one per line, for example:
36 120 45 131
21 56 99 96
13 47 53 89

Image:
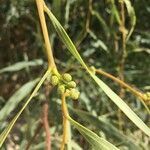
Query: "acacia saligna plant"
0 0 150 149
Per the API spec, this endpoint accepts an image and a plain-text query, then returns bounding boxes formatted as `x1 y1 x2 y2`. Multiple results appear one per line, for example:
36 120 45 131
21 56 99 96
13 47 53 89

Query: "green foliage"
0 0 150 149
70 108 141 149
45 5 150 137
0 59 43 74
124 0 136 41
0 78 39 123
69 117 119 150
0 70 50 147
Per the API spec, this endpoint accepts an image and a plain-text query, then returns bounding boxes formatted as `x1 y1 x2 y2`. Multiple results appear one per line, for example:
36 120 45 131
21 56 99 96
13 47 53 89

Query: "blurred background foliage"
0 0 150 149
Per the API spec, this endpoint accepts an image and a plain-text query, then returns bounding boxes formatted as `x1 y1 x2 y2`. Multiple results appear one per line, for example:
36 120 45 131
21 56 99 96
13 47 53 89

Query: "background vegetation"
0 0 150 149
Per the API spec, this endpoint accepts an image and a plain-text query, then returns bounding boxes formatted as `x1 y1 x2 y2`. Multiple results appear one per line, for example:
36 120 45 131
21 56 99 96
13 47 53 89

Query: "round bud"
145 92 150 101
62 73 72 82
51 75 59 86
65 89 71 95
68 81 76 88
146 92 150 97
90 66 96 74
69 89 80 100
58 85 65 94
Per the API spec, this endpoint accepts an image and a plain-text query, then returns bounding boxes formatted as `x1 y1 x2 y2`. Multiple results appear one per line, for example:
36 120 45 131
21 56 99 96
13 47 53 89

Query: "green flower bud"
144 92 150 101
58 85 65 94
69 89 80 100
146 92 150 97
51 75 59 86
62 73 72 82
90 66 96 74
65 89 71 95
68 81 76 88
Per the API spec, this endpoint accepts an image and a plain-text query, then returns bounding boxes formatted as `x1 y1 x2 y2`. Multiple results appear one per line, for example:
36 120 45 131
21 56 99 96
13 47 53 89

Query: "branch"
42 101 51 150
95 69 150 114
95 69 145 101
60 93 70 150
36 0 56 68
25 122 43 150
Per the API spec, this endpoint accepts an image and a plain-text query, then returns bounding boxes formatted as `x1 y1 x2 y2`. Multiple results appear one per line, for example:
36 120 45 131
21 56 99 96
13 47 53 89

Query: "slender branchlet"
118 0 127 130
36 0 56 69
96 69 144 100
95 68 150 114
60 93 70 150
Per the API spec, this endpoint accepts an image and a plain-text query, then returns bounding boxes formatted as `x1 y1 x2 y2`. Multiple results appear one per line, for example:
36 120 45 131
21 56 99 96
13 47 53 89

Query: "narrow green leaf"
69 117 119 150
89 73 150 137
65 0 76 27
124 0 136 41
44 4 88 70
70 108 141 150
0 59 43 74
110 0 121 25
70 140 82 150
44 6 150 137
91 10 110 37
130 48 150 54
0 78 39 122
91 39 108 52
0 70 50 147
52 0 61 20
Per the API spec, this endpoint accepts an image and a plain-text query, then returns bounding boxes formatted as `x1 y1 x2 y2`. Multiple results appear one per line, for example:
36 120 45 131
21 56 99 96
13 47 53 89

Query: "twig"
96 69 145 101
118 0 127 92
41 84 53 150
36 0 56 68
118 0 127 130
35 1 56 147
60 93 70 150
25 122 43 150
42 100 51 150
95 69 150 114
75 0 93 47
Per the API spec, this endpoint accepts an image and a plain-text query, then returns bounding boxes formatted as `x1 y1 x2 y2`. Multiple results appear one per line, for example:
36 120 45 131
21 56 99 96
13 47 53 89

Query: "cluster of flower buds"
50 68 80 100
